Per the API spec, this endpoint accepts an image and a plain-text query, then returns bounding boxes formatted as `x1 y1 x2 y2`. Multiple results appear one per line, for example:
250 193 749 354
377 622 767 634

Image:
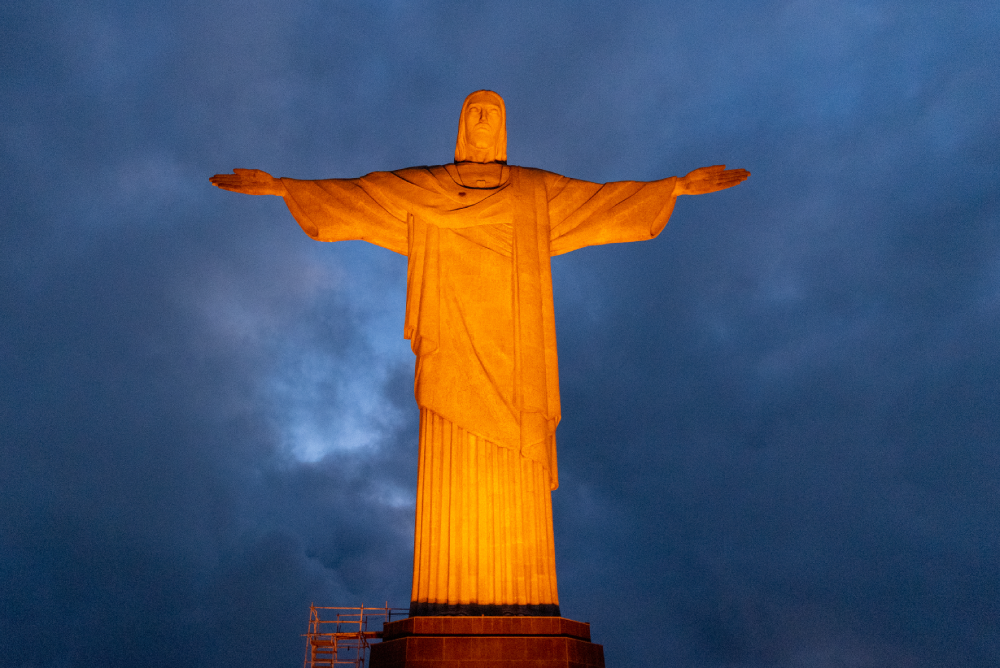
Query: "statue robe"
281 165 678 615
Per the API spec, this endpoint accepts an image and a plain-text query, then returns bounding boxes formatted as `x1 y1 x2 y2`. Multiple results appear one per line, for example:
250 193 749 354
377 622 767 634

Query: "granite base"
369 616 604 668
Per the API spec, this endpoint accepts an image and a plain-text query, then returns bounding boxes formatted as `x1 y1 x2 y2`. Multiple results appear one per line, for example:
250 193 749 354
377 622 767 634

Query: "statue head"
455 90 507 164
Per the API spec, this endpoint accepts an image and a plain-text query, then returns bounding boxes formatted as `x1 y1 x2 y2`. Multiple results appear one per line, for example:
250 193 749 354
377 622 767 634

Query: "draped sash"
403 167 560 489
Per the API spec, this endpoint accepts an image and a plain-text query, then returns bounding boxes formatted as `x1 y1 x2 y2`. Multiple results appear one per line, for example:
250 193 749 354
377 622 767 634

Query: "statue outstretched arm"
546 172 678 254
209 169 288 197
210 168 408 255
547 165 749 255
674 165 749 196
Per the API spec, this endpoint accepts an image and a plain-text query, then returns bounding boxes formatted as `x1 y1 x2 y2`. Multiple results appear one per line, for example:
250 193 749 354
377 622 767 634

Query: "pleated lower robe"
410 409 559 616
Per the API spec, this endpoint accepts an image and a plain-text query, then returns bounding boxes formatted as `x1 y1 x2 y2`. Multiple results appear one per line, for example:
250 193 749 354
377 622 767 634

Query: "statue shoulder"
508 165 548 177
508 165 571 186
383 165 454 187
511 166 592 194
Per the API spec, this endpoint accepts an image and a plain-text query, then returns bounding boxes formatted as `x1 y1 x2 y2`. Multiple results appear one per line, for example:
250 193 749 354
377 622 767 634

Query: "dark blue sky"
2 2 998 666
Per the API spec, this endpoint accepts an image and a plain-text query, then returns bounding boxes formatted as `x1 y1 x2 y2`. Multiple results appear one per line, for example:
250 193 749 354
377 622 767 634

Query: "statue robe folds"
281 165 677 615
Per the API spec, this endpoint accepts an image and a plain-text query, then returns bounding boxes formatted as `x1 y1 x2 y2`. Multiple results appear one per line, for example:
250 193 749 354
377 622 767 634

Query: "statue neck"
451 162 507 188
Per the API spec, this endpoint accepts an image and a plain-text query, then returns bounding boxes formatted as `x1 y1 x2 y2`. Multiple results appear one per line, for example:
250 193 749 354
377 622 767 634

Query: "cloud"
2 0 999 666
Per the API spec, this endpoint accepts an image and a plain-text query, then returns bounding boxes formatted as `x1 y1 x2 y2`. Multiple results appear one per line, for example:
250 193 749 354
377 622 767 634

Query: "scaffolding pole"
303 603 408 668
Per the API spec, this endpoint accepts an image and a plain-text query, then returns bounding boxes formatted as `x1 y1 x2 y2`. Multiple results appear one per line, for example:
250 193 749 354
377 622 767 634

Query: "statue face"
454 90 506 163
464 101 503 151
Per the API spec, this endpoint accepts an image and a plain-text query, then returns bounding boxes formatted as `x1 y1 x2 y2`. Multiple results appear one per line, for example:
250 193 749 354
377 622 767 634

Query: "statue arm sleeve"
546 174 679 256
280 176 409 256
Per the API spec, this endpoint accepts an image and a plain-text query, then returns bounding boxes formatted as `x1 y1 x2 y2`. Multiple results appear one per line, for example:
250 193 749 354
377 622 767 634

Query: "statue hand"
209 168 288 196
676 165 749 196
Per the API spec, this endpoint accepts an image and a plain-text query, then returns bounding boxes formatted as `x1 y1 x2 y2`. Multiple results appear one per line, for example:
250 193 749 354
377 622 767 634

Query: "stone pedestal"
369 616 604 668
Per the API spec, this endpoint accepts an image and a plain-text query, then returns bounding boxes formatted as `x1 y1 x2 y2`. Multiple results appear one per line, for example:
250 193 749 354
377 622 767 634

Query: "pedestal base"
369 616 604 668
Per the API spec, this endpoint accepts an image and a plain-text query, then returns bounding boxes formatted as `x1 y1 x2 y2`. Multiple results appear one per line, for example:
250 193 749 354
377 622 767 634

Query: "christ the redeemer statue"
211 90 748 617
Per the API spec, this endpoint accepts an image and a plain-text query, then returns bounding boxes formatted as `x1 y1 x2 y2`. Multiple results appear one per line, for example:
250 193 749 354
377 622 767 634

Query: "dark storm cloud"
2 1 998 666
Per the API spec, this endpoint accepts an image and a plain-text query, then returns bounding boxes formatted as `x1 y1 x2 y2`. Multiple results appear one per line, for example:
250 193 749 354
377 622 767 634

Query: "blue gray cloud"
2 1 998 666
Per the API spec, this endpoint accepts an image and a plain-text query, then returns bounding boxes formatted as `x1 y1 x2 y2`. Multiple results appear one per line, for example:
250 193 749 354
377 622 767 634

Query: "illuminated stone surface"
369 616 605 668
210 91 748 618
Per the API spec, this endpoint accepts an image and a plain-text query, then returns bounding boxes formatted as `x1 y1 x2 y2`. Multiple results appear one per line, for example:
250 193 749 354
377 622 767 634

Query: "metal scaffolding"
303 604 408 668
